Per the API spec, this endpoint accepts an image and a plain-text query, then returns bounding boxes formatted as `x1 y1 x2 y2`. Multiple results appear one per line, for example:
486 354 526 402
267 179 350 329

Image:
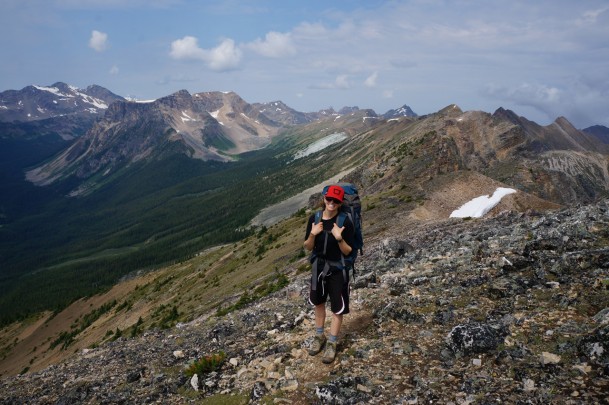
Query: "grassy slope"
0 210 311 376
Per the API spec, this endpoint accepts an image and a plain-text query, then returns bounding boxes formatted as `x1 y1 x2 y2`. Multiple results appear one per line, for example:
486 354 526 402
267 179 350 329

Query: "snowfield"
292 132 348 160
450 187 517 218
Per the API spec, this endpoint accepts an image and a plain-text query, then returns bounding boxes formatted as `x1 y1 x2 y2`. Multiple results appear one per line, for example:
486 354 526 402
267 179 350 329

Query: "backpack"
313 182 363 273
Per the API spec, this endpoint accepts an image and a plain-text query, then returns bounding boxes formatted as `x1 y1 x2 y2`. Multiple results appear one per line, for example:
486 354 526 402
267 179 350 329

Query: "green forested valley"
0 126 349 325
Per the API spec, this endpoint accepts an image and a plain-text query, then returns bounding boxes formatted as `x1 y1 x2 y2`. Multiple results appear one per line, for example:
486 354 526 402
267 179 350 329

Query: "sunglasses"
324 197 342 204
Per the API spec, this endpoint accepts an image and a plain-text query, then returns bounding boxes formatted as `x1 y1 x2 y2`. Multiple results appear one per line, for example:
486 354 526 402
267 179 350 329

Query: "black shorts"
309 267 350 315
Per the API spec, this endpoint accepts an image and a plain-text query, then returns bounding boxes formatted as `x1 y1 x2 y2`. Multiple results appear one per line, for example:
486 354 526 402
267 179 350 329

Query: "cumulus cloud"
170 36 242 71
109 64 119 75
169 36 206 60
335 75 350 89
483 78 609 127
310 75 351 90
206 38 242 71
577 6 609 25
365 72 378 87
89 30 108 52
293 22 329 39
246 31 296 58
484 82 563 118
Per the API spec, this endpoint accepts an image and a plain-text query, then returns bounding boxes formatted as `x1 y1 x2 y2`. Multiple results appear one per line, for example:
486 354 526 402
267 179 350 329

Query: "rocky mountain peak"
383 104 417 119
157 89 195 110
552 116 581 137
25 89 285 192
493 106 518 120
338 106 360 114
251 100 315 125
549 116 608 153
583 125 609 144
0 82 124 123
49 81 73 92
438 103 463 116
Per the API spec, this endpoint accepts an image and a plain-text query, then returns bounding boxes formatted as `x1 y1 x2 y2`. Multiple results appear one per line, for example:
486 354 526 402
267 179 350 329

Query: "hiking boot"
322 341 337 364
308 334 326 356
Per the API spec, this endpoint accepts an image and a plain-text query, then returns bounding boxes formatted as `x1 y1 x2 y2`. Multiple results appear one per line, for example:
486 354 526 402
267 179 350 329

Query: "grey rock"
446 322 505 356
381 238 414 259
250 381 268 402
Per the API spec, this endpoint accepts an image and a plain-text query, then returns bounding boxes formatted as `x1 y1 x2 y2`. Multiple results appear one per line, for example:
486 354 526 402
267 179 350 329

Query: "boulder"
446 322 505 356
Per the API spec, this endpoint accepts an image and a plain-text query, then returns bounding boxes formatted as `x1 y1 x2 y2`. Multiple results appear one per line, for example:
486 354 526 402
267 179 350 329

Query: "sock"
328 334 338 343
316 327 324 336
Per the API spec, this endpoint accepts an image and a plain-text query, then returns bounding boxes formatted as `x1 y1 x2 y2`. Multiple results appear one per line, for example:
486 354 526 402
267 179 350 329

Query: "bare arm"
304 222 323 251
332 223 352 256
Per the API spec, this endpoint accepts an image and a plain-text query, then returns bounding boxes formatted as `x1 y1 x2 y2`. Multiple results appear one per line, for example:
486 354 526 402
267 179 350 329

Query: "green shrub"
297 263 311 273
185 352 226 377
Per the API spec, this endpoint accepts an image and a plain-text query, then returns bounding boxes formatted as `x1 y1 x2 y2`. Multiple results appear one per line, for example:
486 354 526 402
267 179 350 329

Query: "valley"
0 84 608 402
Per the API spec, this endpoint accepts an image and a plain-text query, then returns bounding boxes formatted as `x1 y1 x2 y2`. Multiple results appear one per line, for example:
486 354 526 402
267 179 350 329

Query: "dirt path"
251 168 356 227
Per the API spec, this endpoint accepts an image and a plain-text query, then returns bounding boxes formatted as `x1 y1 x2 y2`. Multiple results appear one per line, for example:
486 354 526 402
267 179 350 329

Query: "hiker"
304 184 355 364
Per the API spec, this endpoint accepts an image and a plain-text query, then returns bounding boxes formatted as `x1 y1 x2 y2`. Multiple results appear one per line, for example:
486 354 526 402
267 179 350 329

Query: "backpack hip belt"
311 257 347 291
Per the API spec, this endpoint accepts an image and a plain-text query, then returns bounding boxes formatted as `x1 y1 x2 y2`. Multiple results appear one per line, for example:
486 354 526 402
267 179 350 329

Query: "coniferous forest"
0 126 344 325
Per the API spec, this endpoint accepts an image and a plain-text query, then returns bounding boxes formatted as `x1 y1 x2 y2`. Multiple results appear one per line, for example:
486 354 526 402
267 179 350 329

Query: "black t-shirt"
305 212 355 261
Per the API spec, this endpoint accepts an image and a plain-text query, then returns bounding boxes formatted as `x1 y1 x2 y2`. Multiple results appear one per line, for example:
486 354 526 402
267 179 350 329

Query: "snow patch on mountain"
79 94 107 109
181 111 198 122
292 132 348 160
33 85 72 97
450 187 517 218
33 84 108 109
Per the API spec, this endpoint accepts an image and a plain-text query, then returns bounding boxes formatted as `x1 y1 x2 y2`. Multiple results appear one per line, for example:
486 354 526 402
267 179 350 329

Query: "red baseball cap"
324 185 344 202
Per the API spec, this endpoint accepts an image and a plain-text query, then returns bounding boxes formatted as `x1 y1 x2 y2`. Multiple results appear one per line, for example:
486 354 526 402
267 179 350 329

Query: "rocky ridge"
1 199 608 404
24 90 285 189
383 104 418 119
0 82 124 123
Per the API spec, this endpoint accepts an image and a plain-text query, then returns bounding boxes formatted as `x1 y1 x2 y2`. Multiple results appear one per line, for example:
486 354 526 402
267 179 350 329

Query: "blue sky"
1 0 608 128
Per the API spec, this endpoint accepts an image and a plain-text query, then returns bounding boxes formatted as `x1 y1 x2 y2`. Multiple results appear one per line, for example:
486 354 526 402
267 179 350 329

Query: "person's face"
324 196 342 210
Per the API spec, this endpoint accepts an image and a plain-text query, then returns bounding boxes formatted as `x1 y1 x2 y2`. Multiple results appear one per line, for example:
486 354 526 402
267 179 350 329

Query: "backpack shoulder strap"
337 212 347 228
314 210 323 225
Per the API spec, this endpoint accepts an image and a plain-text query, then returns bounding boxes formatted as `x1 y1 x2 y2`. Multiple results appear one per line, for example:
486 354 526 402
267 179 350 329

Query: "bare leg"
330 313 343 337
315 303 326 329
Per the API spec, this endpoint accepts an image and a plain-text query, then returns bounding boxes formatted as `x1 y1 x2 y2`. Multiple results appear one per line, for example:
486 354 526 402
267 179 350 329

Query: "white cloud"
246 31 296 58
170 36 242 72
89 30 108 52
109 64 119 75
335 75 350 89
364 72 378 88
169 36 207 61
310 75 351 90
577 6 609 25
484 82 564 119
206 38 242 71
6 1 607 128
293 22 329 39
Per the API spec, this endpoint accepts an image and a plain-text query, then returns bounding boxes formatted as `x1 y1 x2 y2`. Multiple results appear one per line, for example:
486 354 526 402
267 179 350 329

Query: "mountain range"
1 82 609 356
0 82 123 130
1 82 609 402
